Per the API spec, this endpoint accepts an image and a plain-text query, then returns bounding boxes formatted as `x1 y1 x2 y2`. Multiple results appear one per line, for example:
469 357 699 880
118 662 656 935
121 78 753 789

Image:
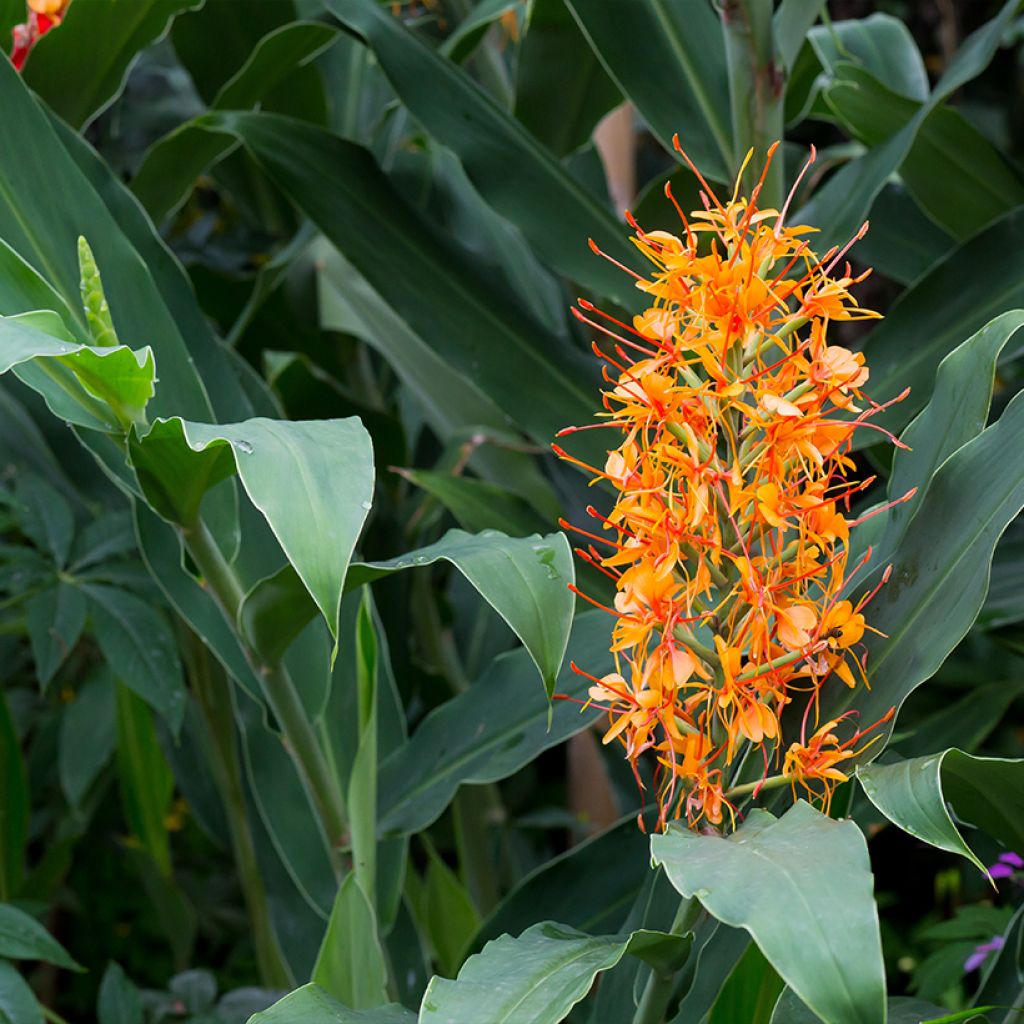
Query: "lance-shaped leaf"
0 313 154 433
322 0 638 308
857 219 1024 445
857 751 1024 878
241 529 573 696
207 111 602 449
378 609 608 837
652 802 885 1024
421 922 691 1024
133 21 339 222
564 0 731 180
829 386 1024 740
250 985 415 1024
130 416 374 649
0 903 80 970
21 0 201 129
798 0 1018 250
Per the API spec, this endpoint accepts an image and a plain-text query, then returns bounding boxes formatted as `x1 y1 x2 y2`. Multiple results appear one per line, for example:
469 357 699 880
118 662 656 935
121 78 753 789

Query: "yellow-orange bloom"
557 141 906 832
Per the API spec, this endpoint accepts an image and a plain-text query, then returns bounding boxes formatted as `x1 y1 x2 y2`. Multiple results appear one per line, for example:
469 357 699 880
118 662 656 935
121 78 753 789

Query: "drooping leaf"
242 529 573 696
130 415 374 651
652 802 885 1024
858 751 1024 878
420 922 690 1024
22 0 201 129
0 903 80 970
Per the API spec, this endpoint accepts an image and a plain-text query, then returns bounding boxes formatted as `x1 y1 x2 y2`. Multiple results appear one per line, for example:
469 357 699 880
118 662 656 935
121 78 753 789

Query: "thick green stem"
725 771 793 801
721 0 784 208
183 518 347 875
187 638 290 986
631 896 703 1024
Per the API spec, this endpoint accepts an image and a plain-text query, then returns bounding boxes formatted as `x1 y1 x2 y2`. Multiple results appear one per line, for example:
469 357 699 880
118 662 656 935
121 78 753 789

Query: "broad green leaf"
317 245 564 506
133 21 339 223
0 692 28 901
249 985 415 1024
86 583 186 733
97 962 143 1024
475 817 649 948
378 609 609 837
312 874 388 1010
212 112 602 449
514 0 621 157
22 0 200 128
349 530 573 697
565 0 731 180
0 903 80 970
799 0 1017 249
131 415 374 649
114 682 175 877
824 65 1024 240
323 0 639 307
59 669 116 808
831 387 1024 738
858 751 1024 878
863 310 1024 560
670 920 752 1024
420 922 690 1024
771 990 955 1024
853 184 953 286
809 13 928 100
0 314 155 434
26 582 86 687
0 59 214 426
860 219 1024 443
0 959 42 1024
652 802 885 1024
242 529 573 695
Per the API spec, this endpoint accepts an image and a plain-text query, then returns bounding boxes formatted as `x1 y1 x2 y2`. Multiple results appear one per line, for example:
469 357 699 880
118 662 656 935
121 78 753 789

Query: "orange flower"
556 141 908 832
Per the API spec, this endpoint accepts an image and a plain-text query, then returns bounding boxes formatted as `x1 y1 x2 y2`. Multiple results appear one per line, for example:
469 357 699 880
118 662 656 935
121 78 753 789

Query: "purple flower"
965 935 1005 973
987 851 1023 880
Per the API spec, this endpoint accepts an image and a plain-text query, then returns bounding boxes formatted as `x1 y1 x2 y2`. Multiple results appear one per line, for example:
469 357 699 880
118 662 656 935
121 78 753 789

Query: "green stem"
631 896 703 1024
725 771 792 800
721 0 784 207
183 517 347 876
187 636 291 987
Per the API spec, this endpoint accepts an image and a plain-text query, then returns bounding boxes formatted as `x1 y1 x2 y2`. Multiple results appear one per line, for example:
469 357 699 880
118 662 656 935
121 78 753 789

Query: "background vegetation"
1 0 1023 1022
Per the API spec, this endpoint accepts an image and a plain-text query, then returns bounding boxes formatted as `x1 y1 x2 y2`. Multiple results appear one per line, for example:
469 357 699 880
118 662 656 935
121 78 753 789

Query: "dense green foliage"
0 1 1023 1022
